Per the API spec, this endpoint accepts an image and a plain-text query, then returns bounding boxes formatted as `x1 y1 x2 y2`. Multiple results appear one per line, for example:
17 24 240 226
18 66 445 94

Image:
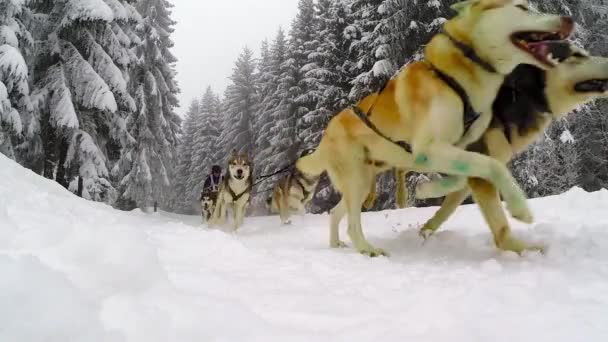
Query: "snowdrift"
1 154 608 341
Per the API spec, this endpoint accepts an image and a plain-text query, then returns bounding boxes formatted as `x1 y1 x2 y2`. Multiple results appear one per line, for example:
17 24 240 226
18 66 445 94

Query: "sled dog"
211 150 253 230
200 190 217 224
413 49 608 249
267 149 320 224
295 0 573 256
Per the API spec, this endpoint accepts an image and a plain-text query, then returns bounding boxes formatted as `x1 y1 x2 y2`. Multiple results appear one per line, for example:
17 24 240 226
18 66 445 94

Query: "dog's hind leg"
411 143 532 224
419 187 470 238
468 178 544 254
342 166 387 257
329 200 347 248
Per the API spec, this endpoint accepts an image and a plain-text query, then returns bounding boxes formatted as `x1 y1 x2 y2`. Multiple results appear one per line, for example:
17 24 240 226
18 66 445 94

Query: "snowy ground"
2 154 608 342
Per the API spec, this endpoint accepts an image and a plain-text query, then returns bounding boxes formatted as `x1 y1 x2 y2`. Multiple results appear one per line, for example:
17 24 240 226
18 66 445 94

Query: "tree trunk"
77 177 84 197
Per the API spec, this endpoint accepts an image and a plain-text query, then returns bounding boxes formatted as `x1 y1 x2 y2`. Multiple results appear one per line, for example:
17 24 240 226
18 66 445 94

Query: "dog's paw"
360 247 389 258
508 201 534 224
419 226 437 240
282 219 292 225
330 240 348 248
499 236 545 255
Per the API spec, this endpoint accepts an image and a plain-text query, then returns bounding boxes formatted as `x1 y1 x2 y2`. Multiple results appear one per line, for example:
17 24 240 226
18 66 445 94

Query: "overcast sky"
171 0 300 116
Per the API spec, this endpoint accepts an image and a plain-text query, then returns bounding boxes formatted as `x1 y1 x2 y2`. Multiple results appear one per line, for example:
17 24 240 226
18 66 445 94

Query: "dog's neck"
425 32 507 147
441 30 496 74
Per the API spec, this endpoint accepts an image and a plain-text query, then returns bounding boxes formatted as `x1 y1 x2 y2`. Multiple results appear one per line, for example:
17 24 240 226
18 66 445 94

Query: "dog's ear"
231 148 237 157
450 0 476 14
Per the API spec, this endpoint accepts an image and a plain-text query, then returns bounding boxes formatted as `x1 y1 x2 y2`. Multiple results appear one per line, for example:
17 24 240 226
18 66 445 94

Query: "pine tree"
0 0 32 160
251 29 290 207
24 0 138 203
188 87 221 207
172 98 200 213
218 47 257 156
116 0 181 209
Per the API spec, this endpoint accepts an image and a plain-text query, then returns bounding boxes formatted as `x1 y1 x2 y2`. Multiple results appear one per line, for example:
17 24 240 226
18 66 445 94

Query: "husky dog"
412 48 608 251
211 150 253 231
266 149 320 224
296 0 574 256
200 190 217 224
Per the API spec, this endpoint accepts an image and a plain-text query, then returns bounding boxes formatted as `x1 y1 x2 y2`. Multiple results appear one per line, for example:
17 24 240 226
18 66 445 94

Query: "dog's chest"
222 178 250 203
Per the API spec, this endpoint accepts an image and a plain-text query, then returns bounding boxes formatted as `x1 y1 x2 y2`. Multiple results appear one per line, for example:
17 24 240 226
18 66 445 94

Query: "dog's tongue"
528 41 572 63
528 41 550 59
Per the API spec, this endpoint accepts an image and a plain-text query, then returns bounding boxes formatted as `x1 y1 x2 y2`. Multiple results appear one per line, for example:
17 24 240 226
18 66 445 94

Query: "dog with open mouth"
412 47 608 250
296 0 574 256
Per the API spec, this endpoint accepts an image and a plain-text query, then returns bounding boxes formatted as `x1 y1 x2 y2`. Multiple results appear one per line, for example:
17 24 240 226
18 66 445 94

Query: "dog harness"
351 30 493 150
223 176 252 202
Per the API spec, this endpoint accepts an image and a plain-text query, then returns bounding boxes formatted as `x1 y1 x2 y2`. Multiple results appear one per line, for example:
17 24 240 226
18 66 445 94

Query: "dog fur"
267 150 320 224
295 0 573 256
414 50 608 251
210 150 253 231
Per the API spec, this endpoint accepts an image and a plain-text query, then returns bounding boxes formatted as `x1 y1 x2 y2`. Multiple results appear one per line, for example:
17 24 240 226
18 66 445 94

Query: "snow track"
1 154 608 341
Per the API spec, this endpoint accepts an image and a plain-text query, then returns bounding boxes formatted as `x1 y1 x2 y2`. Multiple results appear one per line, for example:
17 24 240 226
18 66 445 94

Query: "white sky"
171 0 300 115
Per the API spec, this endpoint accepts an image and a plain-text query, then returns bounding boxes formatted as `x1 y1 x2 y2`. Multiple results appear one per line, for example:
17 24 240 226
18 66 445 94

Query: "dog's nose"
237 169 243 175
559 16 574 38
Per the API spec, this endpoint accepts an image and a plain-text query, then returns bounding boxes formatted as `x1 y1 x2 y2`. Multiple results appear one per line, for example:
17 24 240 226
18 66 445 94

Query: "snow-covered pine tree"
188 87 221 209
217 47 257 157
251 29 291 209
252 38 273 160
0 0 32 160
300 0 356 146
23 0 140 203
289 0 321 151
347 0 388 101
116 0 181 210
171 98 200 213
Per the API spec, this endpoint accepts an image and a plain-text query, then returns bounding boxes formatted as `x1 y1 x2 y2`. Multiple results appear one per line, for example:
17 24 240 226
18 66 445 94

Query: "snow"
62 0 114 27
2 154 608 341
560 129 575 144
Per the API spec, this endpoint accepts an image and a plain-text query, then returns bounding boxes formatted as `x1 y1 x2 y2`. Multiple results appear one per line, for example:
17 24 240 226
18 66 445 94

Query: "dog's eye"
516 4 529 11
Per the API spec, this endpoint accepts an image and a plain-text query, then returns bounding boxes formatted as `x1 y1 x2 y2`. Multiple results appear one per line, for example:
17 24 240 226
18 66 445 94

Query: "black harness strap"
224 176 252 202
349 30 495 155
351 106 412 153
442 30 497 74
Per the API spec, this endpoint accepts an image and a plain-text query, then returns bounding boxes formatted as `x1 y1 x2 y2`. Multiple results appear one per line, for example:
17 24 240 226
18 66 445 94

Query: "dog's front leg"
468 178 544 254
362 176 378 210
411 142 532 224
416 175 468 199
216 199 227 225
279 189 291 225
419 187 471 238
233 201 245 231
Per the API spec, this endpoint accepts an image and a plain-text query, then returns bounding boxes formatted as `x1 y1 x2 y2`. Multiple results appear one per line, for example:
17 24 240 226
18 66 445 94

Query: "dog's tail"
295 148 325 177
